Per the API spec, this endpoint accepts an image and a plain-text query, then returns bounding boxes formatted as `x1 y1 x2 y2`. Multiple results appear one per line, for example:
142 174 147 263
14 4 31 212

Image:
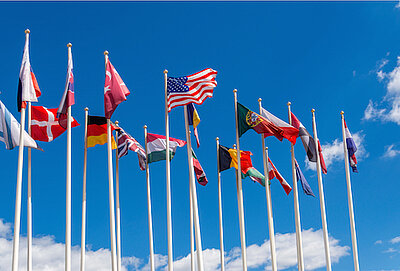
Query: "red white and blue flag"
117 127 146 171
167 68 217 112
344 120 358 173
57 48 75 128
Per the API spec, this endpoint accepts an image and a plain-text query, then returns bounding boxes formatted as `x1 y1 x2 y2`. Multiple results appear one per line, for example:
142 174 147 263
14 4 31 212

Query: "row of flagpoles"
3 29 361 271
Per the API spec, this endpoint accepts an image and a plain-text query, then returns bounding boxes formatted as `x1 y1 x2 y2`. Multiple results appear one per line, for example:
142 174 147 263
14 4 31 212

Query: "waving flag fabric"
192 149 208 186
260 107 299 144
87 116 117 149
295 160 315 197
117 127 146 171
187 103 201 148
57 47 75 128
31 106 79 142
104 60 130 119
0 100 41 150
17 34 41 112
344 120 358 173
167 68 217 112
268 158 292 195
146 133 186 163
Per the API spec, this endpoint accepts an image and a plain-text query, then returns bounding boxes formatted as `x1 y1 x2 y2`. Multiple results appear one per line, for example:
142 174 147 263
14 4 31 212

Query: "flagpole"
258 98 278 271
164 69 174 271
80 107 89 271
114 121 122 271
216 137 225 271
189 181 195 271
184 106 204 271
12 28 30 271
311 109 332 271
287 102 304 271
27 101 33 271
105 50 118 271
340 111 360 271
233 89 248 271
144 125 155 271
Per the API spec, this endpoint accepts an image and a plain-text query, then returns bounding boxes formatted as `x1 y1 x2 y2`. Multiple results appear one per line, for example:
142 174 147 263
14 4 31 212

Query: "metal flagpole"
104 51 118 271
189 182 195 271
184 106 204 271
340 111 360 271
258 98 278 271
216 137 225 271
311 109 332 271
233 89 248 271
287 102 304 271
115 121 122 271
144 125 155 271
27 101 33 271
164 69 174 271
80 108 89 271
65 43 73 271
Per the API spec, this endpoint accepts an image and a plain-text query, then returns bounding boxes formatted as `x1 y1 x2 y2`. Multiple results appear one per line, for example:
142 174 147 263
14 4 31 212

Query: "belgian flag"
87 115 117 149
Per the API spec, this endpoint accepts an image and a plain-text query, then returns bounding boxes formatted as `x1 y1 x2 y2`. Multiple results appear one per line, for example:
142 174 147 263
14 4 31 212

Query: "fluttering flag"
87 116 117 149
187 103 201 148
117 127 146 171
17 33 41 112
104 60 130 119
344 120 358 173
260 107 299 144
267 158 292 195
57 46 75 128
31 106 79 142
146 133 186 163
0 100 41 150
291 112 327 174
295 160 315 197
192 149 208 186
237 102 284 138
167 68 217 112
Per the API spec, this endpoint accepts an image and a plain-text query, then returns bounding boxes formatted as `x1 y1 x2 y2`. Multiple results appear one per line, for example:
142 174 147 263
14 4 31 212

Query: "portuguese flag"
87 115 117 149
237 102 284 138
146 133 186 163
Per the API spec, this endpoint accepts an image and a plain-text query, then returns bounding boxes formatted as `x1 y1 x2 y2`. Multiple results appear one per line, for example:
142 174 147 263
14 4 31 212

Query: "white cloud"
305 132 367 172
383 144 400 158
375 240 383 245
390 236 400 244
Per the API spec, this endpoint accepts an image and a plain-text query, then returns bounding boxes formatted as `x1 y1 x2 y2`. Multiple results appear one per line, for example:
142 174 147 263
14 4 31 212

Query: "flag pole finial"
216 137 219 141
311 109 315 113
115 121 119 125
104 50 109 56
287 101 291 106
340 111 344 115
233 89 237 93
258 98 262 102
144 125 147 129
233 144 236 149
164 69 168 74
25 29 30 34
84 107 89 112
265 147 268 150
67 43 72 48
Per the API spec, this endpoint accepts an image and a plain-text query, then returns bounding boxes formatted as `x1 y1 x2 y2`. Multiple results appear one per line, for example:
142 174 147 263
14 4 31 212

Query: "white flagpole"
80 107 89 271
287 102 304 271
115 121 122 271
233 89 248 271
104 51 118 271
340 111 360 271
65 43 73 271
258 98 278 271
144 125 155 271
216 137 225 271
189 182 195 271
27 101 33 271
184 106 204 271
311 109 332 271
12 29 29 271
164 69 174 271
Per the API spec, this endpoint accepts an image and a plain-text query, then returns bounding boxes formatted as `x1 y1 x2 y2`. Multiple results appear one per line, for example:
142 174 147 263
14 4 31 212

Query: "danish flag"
31 106 79 142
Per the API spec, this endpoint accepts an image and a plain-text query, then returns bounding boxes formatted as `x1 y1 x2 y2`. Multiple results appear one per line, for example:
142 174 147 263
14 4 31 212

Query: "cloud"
375 240 383 245
305 132 367 172
390 236 400 244
383 144 400 158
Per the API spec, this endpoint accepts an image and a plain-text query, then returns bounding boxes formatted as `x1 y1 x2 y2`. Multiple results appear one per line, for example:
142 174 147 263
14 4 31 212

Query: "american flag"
117 127 146 170
57 48 75 128
167 68 217 112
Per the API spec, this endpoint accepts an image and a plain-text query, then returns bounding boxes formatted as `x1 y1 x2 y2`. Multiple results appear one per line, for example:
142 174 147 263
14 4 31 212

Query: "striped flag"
117 127 146 170
146 133 186 163
344 120 358 173
167 68 217 112
260 107 299 144
192 149 208 186
87 116 117 149
187 103 201 148
268 158 292 195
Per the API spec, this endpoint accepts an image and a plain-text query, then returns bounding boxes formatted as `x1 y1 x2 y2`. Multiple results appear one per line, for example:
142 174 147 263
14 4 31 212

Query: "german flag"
87 115 117 149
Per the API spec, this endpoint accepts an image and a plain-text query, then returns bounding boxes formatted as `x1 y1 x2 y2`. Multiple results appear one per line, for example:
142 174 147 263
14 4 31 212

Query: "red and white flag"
268 158 292 195
260 107 299 144
104 60 130 119
31 106 79 142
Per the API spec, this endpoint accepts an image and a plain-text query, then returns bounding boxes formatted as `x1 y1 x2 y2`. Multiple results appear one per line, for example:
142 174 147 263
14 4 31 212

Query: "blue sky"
1 1 400 270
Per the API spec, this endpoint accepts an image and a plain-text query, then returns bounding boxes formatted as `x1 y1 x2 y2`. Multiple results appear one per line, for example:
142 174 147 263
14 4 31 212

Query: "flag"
0 100 41 150
57 47 75 128
167 68 217 112
31 106 79 142
344 120 358 173
255 157 292 195
260 107 299 144
117 127 146 171
291 112 327 174
87 116 117 149
187 103 201 148
146 133 186 163
104 60 130 119
192 149 208 186
295 160 315 197
237 102 284 138
17 34 41 112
